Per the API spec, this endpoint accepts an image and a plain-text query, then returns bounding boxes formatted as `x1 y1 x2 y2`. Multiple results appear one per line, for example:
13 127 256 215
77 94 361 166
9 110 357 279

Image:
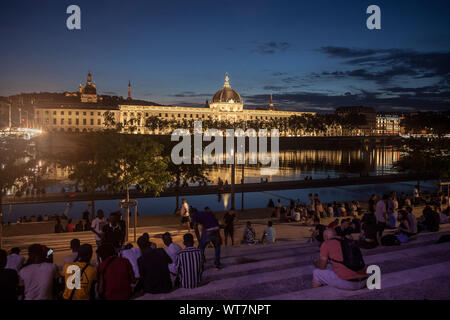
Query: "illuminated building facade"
34 74 315 134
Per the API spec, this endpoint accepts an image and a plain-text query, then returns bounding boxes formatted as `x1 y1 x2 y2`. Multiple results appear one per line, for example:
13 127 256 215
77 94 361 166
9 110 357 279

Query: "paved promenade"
2 173 430 205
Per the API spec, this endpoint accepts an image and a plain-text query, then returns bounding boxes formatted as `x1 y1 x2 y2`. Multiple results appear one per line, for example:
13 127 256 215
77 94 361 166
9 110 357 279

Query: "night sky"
1 0 450 112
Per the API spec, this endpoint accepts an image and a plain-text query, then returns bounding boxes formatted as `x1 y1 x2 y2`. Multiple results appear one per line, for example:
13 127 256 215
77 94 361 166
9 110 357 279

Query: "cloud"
262 85 290 92
319 46 450 82
321 66 419 84
171 91 211 98
243 87 450 112
271 72 289 76
281 76 302 84
319 46 401 59
252 41 291 55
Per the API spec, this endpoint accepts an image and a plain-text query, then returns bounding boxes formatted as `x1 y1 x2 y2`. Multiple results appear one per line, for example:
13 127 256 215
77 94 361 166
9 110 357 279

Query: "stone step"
175 246 450 300
203 240 450 287
262 261 450 300
202 230 450 271
137 241 450 300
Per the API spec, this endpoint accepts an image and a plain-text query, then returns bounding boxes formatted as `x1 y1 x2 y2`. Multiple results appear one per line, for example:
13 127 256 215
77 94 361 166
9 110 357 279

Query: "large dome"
211 74 242 104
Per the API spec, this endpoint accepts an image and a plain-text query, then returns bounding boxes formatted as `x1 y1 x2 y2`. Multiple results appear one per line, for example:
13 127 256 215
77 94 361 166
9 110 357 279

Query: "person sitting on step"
312 228 367 290
261 221 276 244
242 221 257 245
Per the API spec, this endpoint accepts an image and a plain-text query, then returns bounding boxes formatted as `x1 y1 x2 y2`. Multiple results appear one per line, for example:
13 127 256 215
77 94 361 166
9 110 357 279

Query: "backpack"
330 238 366 271
381 234 400 246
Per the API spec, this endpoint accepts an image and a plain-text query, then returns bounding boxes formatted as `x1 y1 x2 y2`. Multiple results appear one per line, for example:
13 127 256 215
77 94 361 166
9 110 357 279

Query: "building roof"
82 84 97 95
211 74 242 104
336 106 376 113
35 102 118 110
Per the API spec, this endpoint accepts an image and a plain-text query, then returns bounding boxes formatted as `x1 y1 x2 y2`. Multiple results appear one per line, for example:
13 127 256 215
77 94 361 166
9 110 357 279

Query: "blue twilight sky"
1 0 450 112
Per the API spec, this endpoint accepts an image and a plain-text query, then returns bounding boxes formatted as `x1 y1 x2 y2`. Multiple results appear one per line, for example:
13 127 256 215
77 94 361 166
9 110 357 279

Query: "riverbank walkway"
2 173 431 205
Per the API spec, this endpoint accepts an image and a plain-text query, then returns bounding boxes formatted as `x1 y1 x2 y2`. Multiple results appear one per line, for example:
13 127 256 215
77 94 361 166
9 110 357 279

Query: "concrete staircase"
137 230 450 300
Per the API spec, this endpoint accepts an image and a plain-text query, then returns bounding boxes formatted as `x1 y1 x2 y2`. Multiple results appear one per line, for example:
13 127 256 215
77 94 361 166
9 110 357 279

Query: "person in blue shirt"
191 207 222 269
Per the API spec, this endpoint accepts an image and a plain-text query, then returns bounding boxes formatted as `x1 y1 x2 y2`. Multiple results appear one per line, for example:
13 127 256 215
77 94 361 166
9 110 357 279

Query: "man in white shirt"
413 187 420 205
91 209 106 247
179 198 191 232
6 248 25 272
19 244 59 300
121 244 142 279
162 232 182 286
375 194 388 240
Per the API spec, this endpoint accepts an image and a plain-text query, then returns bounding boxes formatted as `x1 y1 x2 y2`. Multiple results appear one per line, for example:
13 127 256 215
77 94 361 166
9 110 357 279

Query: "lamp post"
241 163 244 211
8 102 12 128
231 147 235 210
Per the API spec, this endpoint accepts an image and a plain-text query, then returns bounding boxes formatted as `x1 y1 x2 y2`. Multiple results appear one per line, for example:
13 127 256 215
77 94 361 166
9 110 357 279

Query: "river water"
1 147 437 222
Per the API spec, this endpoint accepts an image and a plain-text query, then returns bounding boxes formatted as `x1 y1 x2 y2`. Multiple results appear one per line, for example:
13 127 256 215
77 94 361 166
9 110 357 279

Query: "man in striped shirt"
175 233 203 289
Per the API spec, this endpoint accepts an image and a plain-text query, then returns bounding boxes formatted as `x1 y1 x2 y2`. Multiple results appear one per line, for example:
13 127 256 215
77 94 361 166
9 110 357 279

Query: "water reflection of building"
44 148 401 184
195 149 402 184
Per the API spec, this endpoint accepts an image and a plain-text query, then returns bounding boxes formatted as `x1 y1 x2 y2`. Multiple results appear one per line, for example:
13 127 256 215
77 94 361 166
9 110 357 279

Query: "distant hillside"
4 92 163 107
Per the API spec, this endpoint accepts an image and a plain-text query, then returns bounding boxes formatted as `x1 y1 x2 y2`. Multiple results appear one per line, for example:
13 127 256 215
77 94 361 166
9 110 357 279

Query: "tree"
337 113 367 135
144 115 162 134
95 132 171 239
394 137 450 190
0 135 38 247
401 111 450 136
167 161 209 210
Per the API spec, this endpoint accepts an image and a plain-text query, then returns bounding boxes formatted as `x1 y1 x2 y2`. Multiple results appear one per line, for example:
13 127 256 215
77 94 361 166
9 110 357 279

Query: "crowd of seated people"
0 232 204 300
2 189 449 300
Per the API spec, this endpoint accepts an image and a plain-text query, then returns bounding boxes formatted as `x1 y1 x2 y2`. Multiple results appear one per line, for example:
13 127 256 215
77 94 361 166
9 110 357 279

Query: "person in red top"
66 219 75 233
312 228 367 290
327 219 339 229
97 244 135 300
